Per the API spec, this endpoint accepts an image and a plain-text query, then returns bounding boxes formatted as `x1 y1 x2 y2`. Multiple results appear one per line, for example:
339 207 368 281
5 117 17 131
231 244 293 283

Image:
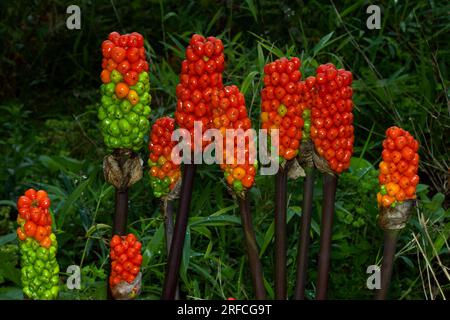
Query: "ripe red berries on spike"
16 189 53 248
211 85 256 192
109 234 143 287
261 57 306 161
174 34 225 151
310 63 354 173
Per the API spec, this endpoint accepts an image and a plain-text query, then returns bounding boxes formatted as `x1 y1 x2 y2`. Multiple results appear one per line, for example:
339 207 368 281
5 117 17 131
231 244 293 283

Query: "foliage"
0 0 448 299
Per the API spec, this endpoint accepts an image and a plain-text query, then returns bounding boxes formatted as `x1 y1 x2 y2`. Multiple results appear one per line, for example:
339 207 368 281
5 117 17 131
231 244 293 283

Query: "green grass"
0 0 449 299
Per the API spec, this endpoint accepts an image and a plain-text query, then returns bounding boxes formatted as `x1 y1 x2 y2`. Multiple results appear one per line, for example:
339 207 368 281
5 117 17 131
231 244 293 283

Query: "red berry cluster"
148 117 181 197
16 189 53 248
101 31 148 86
310 63 354 173
211 85 256 192
260 57 305 161
109 234 143 287
174 34 225 150
377 126 419 208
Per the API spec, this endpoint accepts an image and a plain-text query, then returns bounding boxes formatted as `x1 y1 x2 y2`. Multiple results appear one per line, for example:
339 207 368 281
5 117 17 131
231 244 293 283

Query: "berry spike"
100 31 150 300
163 34 224 300
16 189 59 300
260 56 305 300
109 233 143 299
148 117 181 198
99 31 152 152
310 63 354 174
148 116 181 299
174 34 225 151
211 84 265 299
376 127 419 300
211 85 257 194
377 126 420 208
310 63 354 300
261 57 304 161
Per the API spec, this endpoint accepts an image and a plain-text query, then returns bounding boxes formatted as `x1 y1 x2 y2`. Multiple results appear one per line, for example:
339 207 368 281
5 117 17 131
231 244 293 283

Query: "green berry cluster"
19 236 59 300
148 173 172 198
98 71 152 151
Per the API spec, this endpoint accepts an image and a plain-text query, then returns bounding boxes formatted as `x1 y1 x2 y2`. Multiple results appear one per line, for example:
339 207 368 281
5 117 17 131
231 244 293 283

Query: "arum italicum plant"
211 85 265 299
163 34 224 300
98 31 152 299
308 63 354 300
148 116 181 299
260 56 306 300
375 126 419 299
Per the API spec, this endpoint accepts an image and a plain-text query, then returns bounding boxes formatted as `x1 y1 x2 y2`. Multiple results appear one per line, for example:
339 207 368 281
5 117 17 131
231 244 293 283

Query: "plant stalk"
274 164 288 300
238 194 266 300
113 189 129 235
375 229 399 300
294 167 315 300
162 199 180 300
316 173 337 300
162 163 196 300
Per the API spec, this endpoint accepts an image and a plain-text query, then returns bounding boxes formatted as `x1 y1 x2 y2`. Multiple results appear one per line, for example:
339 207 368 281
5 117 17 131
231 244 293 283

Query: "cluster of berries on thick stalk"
377 126 419 208
174 34 225 150
261 57 306 161
148 117 181 198
109 233 143 287
310 63 354 173
211 85 257 192
16 189 59 300
98 31 151 151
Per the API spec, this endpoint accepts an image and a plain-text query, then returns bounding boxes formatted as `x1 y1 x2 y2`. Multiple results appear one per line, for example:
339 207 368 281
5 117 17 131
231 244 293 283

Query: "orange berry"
115 82 129 99
36 190 48 200
395 189 406 202
226 174 234 185
157 170 166 179
381 195 394 207
391 151 402 163
162 161 172 173
399 177 410 189
379 161 389 175
150 167 159 177
241 175 254 188
100 69 111 83
25 189 37 200
35 226 47 242
232 167 246 180
40 237 52 249
16 227 27 241
376 192 382 204
111 235 121 247
24 221 37 237
401 147 414 161
405 186 416 197
386 182 400 196
127 89 139 105
284 148 297 160
391 172 401 183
